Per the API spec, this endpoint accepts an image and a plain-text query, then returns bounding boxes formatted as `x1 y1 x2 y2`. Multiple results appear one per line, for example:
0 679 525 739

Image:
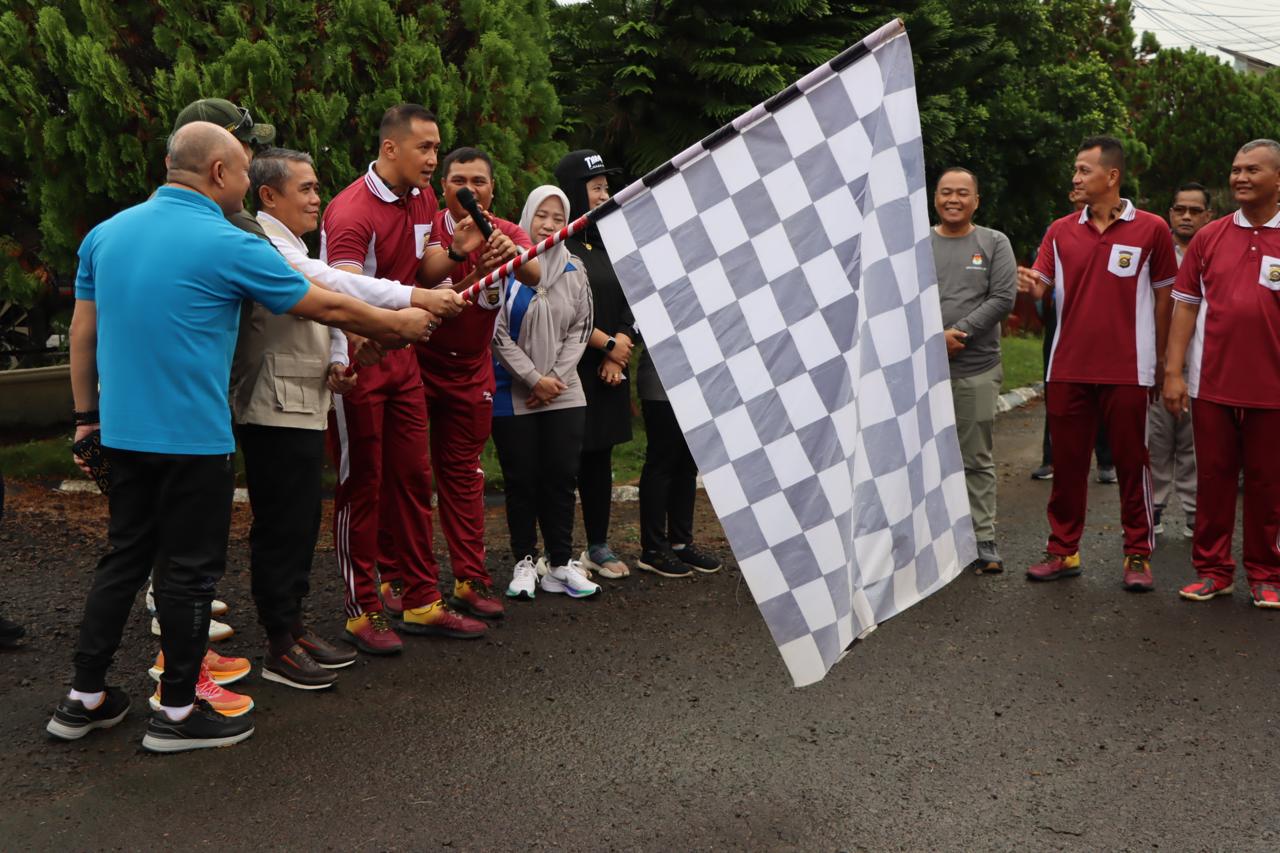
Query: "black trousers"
578 446 615 547
238 423 325 641
638 400 696 553
492 408 585 566
73 448 234 707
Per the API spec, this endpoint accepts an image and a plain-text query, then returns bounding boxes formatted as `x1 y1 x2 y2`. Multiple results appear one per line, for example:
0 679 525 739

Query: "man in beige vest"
232 148 463 688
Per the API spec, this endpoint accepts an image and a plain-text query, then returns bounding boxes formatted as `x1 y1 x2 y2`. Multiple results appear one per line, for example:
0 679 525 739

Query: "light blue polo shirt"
75 186 310 454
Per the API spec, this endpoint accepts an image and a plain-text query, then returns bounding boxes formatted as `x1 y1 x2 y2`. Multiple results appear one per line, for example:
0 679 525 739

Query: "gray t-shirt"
931 226 1017 379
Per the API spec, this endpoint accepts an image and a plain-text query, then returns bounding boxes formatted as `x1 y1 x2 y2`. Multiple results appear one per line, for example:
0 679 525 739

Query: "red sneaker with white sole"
149 662 254 716
1178 577 1234 602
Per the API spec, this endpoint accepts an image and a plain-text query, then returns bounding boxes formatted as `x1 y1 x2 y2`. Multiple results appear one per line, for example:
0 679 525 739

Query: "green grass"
1000 334 1043 393
1 420 649 492
3 339 1045 486
0 434 82 480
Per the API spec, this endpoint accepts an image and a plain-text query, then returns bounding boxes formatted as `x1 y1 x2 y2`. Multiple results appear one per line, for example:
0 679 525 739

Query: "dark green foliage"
549 0 1201 258
0 0 564 308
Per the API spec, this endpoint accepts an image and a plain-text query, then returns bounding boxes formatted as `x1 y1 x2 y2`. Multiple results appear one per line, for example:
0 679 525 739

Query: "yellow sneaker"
401 600 487 639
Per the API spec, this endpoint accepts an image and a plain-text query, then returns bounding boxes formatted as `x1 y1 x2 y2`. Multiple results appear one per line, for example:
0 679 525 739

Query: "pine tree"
0 0 565 323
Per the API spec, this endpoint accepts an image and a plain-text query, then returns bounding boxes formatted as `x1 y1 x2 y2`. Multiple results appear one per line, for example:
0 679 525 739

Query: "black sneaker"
1030 465 1053 480
295 628 357 669
1096 466 1118 484
0 614 24 648
672 543 722 574
262 644 337 690
46 686 131 741
141 698 254 753
637 549 694 578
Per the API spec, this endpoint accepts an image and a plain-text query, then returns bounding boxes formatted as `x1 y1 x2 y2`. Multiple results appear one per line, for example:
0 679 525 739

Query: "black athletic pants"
638 400 696 554
492 408 585 566
73 448 234 708
238 423 325 645
578 446 615 547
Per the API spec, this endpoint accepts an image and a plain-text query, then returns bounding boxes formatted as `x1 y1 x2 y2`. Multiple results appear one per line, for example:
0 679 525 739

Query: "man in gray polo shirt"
931 167 1017 573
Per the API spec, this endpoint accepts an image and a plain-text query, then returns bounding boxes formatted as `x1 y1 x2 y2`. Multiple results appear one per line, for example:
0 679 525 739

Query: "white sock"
68 689 104 709
161 703 193 721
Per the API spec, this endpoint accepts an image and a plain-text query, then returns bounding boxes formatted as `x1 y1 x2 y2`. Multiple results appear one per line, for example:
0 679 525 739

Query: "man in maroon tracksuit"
418 147 540 617
1164 139 1280 610
1018 136 1178 592
321 106 488 653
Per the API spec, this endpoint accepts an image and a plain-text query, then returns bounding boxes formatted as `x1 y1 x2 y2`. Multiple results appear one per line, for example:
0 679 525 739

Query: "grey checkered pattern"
597 31 975 687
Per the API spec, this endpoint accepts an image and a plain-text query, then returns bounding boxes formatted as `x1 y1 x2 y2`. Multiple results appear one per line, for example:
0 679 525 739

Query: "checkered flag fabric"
595 21 975 686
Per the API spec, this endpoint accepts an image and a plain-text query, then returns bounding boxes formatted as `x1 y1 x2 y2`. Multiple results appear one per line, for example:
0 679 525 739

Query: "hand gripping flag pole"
345 207 607 376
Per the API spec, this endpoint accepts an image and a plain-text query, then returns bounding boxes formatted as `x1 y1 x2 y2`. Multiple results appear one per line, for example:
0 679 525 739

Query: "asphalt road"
1 402 1276 851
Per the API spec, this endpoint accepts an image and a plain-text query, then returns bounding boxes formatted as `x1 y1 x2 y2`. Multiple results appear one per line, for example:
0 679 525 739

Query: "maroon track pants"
1045 381 1154 557
1190 400 1280 586
329 348 440 618
414 349 494 585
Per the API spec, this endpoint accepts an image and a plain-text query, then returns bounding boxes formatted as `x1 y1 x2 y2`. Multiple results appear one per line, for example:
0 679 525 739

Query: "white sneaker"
535 556 550 577
146 585 227 618
151 617 234 642
506 555 538 600
540 559 601 599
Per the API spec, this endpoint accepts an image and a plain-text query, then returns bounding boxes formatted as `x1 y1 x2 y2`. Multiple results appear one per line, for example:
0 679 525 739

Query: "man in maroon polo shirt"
1164 138 1280 610
418 147 540 618
1017 136 1178 591
321 105 488 653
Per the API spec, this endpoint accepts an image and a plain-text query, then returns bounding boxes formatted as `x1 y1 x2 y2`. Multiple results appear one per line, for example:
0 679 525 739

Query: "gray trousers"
1146 399 1196 517
951 364 1002 542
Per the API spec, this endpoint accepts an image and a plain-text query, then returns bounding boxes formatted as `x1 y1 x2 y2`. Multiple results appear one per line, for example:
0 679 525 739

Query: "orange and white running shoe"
149 649 251 686
149 662 254 717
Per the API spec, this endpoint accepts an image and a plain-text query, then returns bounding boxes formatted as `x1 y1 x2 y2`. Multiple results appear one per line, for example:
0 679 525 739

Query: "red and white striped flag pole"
459 212 592 301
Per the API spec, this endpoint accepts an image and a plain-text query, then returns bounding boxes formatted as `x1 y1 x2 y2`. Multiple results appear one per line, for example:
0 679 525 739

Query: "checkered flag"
594 20 975 686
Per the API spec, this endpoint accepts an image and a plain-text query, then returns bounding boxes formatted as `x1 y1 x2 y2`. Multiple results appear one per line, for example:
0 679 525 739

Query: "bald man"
47 122 435 754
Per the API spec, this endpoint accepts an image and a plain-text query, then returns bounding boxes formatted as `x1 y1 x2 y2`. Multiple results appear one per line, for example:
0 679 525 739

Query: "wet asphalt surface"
0 402 1276 852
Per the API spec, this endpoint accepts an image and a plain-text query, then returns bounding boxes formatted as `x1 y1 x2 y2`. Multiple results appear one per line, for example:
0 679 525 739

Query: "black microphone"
455 187 493 240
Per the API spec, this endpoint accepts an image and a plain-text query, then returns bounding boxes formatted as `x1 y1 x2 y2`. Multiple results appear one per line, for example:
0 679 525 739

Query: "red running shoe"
451 579 505 619
344 610 403 655
401 600 487 639
1121 554 1154 592
1179 577 1234 602
1026 552 1082 582
1250 582 1280 609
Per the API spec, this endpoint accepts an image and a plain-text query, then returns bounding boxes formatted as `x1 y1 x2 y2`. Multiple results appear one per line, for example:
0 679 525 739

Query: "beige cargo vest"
229 215 332 430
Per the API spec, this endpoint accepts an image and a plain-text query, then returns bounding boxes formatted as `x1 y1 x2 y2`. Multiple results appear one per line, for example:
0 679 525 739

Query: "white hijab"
518 185 572 293
513 186 574 347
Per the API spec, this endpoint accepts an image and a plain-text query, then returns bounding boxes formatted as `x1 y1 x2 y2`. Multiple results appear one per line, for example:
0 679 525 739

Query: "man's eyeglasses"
225 107 252 136
1171 205 1206 216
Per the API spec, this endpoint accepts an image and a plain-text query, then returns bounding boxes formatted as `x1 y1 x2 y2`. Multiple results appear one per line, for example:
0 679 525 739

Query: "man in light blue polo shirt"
46 122 433 754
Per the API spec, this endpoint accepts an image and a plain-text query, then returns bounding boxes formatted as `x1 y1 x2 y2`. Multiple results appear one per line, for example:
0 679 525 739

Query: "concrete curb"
56 479 644 504
996 382 1044 414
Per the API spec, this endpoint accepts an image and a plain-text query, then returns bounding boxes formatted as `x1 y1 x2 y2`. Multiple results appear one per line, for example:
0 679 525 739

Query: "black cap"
173 98 275 147
554 149 620 186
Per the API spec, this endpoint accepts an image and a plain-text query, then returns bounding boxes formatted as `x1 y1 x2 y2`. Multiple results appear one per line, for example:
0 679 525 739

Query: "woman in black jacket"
554 150 633 579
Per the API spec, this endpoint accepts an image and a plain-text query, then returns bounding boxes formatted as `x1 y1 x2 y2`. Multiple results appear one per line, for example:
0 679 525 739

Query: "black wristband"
74 410 100 426
447 245 467 263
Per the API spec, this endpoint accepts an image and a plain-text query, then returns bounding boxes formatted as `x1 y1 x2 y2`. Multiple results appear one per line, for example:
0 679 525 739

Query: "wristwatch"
446 245 467 263
604 336 617 352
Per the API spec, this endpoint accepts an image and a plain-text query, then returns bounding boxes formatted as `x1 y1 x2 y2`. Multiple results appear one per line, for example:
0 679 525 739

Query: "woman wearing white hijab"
491 186 599 601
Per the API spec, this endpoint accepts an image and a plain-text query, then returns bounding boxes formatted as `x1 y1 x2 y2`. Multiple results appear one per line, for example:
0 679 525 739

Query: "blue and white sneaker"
540 559 601 598
505 555 538 600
